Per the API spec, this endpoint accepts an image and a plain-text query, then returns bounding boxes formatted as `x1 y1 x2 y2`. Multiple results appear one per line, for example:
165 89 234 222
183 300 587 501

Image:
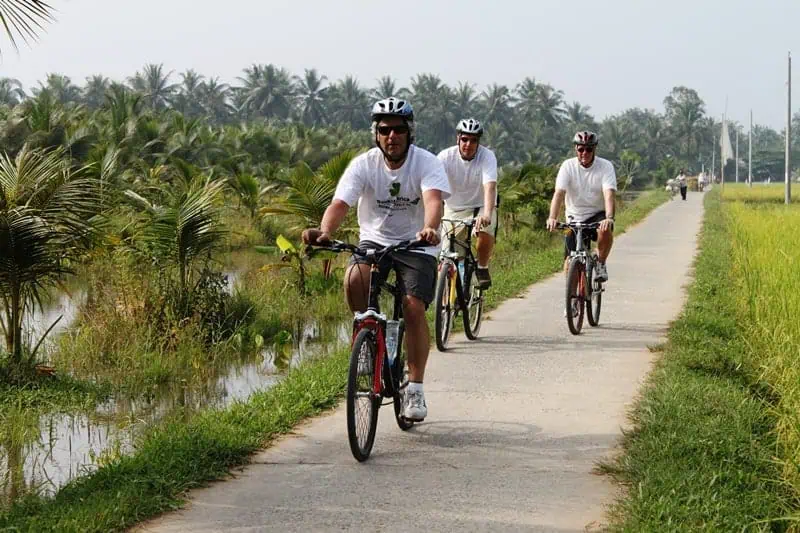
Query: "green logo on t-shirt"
389 183 401 197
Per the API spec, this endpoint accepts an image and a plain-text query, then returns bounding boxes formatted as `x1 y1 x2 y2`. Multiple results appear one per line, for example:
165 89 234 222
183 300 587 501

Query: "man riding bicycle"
546 131 617 285
437 118 498 290
302 97 451 422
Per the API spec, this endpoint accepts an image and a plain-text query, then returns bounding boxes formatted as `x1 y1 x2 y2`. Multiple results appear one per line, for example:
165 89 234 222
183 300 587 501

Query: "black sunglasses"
377 124 409 136
576 145 595 153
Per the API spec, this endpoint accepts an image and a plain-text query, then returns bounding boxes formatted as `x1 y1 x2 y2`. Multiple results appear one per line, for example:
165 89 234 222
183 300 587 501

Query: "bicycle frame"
351 257 404 398
439 217 477 309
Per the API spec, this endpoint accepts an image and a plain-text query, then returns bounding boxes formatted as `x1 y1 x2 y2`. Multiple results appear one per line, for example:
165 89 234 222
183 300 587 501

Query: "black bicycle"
308 239 426 461
557 220 605 335
434 217 484 351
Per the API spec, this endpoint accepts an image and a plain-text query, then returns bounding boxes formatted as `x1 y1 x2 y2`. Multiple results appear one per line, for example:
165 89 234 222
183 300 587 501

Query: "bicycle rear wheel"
586 259 602 327
566 258 585 335
347 328 380 461
391 321 415 431
434 261 455 351
463 264 483 340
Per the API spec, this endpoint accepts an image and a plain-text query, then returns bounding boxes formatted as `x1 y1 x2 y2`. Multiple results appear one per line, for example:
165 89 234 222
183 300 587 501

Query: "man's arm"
546 189 566 231
302 199 349 244
417 189 444 245
599 188 616 233
603 189 615 220
320 199 350 235
483 182 497 218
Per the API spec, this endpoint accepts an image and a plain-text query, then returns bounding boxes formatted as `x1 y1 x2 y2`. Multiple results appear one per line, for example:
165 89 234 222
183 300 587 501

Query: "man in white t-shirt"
302 97 451 422
677 169 688 200
546 131 617 284
437 118 498 290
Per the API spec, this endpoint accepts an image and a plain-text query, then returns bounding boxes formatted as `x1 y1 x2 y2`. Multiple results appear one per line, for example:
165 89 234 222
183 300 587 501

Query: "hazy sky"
1 0 797 130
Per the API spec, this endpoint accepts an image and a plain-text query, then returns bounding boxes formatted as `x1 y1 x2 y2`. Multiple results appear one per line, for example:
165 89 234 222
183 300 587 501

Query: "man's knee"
402 295 427 324
344 264 370 311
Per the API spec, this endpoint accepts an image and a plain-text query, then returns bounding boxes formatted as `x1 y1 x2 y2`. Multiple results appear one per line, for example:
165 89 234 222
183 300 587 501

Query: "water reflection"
0 320 350 503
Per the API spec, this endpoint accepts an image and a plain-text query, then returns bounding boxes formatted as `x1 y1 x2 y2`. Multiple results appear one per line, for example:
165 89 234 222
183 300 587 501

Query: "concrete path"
138 192 704 533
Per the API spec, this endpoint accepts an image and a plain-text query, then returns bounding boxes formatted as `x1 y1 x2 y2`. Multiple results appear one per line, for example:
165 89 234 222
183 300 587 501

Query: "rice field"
726 185 800 505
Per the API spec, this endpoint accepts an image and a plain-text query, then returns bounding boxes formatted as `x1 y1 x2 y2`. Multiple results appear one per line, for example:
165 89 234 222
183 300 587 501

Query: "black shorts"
348 241 438 307
564 211 607 258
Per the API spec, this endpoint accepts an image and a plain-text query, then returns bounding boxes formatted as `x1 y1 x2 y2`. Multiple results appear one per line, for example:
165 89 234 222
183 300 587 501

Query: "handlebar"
555 221 602 230
306 239 430 259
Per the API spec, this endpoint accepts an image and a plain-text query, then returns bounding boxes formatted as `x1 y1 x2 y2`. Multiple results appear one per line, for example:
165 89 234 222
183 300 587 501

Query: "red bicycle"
309 239 426 461
557 220 604 335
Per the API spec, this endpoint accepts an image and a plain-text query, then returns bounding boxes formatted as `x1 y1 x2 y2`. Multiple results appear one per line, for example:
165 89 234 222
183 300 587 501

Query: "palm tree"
535 83 566 127
261 150 356 277
663 86 706 164
371 75 407 100
0 77 25 106
125 178 227 294
35 74 81 106
0 147 99 364
328 76 369 130
565 101 595 130
82 75 110 110
236 64 295 120
128 63 177 110
172 69 205 117
452 82 477 120
515 77 539 120
0 1 55 55
480 83 514 128
261 150 355 230
294 68 328 126
199 77 233 123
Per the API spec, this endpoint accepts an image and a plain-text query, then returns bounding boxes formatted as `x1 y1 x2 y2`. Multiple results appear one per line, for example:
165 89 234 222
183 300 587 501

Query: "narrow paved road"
138 193 704 532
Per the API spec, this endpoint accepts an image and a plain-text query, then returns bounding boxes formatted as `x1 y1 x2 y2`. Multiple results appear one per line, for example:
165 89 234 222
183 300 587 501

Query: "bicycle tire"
347 328 380 461
392 320 414 431
434 261 455 351
566 258 585 335
586 260 602 327
463 263 483 340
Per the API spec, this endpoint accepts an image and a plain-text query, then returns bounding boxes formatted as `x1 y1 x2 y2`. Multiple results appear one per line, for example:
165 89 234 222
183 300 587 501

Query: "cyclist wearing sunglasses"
302 97 451 421
437 118 498 290
546 130 617 283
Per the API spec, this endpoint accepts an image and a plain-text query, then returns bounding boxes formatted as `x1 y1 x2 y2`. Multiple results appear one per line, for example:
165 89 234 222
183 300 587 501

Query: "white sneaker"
594 263 608 282
403 388 427 421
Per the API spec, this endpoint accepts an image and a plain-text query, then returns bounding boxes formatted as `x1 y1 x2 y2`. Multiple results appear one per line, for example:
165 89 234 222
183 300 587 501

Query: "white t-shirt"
555 156 617 221
437 145 498 210
334 145 451 256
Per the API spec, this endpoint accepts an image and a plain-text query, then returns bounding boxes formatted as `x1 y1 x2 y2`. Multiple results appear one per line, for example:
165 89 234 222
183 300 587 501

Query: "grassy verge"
601 189 795 531
0 190 669 532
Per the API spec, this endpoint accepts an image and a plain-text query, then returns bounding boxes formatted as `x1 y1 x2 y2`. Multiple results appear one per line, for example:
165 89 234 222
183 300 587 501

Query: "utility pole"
787 51 792 204
749 110 753 187
721 114 725 189
735 128 739 183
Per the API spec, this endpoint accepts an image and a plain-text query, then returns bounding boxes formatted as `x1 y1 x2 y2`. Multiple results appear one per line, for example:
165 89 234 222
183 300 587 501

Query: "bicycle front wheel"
463 264 483 340
566 258 585 335
586 260 602 327
347 328 380 461
434 261 456 351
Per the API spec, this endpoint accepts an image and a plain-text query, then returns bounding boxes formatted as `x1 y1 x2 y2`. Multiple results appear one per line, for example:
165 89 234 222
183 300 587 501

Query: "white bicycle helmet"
456 118 483 136
573 130 598 146
371 97 414 121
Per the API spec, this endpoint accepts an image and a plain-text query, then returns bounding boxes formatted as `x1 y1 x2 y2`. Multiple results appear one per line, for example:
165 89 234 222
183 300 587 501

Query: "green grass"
0 189 670 532
602 190 795 532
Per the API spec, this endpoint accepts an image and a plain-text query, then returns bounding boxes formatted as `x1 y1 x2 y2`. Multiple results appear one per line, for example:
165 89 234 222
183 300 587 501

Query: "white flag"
720 119 734 162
